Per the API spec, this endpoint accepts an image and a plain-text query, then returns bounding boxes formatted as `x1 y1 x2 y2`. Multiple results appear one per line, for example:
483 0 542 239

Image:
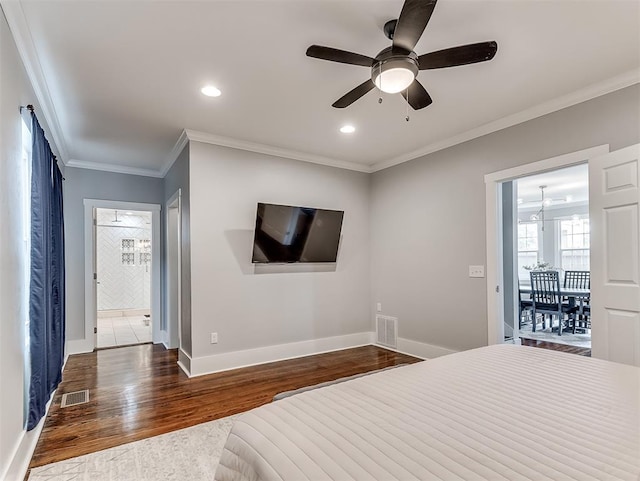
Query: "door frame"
83 199 162 352
484 145 609 345
165 189 182 350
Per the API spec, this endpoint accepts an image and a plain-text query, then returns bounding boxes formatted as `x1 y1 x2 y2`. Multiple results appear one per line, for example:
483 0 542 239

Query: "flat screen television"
251 203 344 263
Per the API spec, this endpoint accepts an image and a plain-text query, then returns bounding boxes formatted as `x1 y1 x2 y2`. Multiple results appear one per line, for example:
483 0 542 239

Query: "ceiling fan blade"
401 80 433 110
392 0 438 53
332 79 376 108
306 45 374 67
418 41 498 70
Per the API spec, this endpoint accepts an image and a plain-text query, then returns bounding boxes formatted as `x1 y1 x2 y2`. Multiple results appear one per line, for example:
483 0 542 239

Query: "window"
21 115 32 424
560 218 590 271
517 222 538 280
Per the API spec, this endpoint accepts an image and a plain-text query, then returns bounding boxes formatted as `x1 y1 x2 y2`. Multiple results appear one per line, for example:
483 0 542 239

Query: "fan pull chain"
405 87 410 122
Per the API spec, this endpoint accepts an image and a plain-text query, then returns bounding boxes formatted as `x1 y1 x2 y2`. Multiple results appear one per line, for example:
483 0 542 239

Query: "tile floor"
97 315 152 348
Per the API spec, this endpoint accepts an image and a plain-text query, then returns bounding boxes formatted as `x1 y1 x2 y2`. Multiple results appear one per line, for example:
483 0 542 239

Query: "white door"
589 143 640 366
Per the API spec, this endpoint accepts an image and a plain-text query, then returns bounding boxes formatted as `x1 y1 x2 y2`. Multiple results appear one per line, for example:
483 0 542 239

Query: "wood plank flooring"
520 337 591 356
30 345 420 468
30 339 589 471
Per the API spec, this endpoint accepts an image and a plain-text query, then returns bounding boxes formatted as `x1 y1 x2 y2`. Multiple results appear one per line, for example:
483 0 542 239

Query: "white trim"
159 130 189 177
66 159 164 178
82 199 162 351
372 70 639 172
189 332 376 377
65 338 94 355
378 337 459 360
177 348 192 377
0 0 69 162
2 392 55 481
484 145 610 345
184 129 371 173
165 189 182 350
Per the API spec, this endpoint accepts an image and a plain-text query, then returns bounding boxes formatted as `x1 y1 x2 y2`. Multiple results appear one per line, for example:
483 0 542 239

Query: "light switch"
469 265 485 278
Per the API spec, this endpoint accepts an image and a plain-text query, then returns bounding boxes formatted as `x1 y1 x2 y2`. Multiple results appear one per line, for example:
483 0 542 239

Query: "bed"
214 344 640 481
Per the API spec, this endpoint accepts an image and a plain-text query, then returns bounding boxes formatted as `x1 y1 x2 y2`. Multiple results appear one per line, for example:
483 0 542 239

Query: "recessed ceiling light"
565 195 573 202
201 85 221 97
517 198 523 204
340 125 355 134
126 212 133 215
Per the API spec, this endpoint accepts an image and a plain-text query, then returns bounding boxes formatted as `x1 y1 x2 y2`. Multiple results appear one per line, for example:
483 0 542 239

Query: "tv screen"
252 203 344 263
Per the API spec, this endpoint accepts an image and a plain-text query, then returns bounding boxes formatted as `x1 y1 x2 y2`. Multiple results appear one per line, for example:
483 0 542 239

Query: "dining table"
519 285 590 333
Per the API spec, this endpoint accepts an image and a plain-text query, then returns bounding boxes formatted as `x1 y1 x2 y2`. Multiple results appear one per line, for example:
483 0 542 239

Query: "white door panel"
590 143 640 366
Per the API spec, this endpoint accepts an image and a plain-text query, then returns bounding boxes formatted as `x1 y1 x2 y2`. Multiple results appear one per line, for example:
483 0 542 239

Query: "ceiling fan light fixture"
201 85 221 97
372 56 418 94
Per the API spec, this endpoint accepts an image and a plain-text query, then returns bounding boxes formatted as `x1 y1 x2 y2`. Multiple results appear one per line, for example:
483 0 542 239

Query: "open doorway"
504 165 591 350
484 145 608 349
83 199 161 353
487 144 640 366
95 208 153 348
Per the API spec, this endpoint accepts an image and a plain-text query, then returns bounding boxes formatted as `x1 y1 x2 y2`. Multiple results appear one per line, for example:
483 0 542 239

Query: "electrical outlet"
469 265 485 278
376 302 382 312
210 332 218 344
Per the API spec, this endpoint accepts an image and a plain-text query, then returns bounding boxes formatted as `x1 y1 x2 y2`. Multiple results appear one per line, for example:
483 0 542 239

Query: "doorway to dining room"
501 164 591 350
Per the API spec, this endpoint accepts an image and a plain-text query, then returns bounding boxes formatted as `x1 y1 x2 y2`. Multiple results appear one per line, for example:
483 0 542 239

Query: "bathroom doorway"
95 208 153 348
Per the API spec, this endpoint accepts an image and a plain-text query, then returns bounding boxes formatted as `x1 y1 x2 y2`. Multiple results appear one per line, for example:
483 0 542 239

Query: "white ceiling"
516 163 589 209
6 0 640 176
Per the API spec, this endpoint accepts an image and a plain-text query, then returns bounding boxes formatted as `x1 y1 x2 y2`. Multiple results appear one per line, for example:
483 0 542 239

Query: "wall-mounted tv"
252 203 344 263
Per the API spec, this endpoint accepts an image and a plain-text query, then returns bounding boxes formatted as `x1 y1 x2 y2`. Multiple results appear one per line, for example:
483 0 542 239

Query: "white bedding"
214 345 640 481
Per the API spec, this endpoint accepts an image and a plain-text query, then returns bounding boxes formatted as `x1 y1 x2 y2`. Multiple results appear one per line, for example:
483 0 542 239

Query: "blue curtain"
28 112 65 430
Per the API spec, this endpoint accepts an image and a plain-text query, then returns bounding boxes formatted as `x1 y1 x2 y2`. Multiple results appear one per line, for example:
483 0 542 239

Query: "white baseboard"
65 338 94 355
189 332 376 377
3 393 55 481
160 329 169 349
177 348 192 377
378 337 459 360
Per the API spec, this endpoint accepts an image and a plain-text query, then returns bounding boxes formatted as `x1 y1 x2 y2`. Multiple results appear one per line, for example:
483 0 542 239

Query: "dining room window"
560 218 590 271
517 222 539 280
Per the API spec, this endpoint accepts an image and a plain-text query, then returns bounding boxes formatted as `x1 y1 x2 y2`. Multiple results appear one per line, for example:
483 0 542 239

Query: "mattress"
214 344 640 481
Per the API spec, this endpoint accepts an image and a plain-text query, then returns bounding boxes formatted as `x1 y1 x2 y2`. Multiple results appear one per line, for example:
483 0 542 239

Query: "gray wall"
162 144 191 354
64 167 164 341
188 142 371 359
371 84 640 352
0 6 62 477
502 181 516 337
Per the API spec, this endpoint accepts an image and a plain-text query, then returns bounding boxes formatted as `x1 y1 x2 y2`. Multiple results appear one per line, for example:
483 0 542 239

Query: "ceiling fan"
306 0 497 110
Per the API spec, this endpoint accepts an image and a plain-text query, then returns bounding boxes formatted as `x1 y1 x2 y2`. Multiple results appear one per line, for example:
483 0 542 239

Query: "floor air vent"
61 390 89 408
376 315 398 348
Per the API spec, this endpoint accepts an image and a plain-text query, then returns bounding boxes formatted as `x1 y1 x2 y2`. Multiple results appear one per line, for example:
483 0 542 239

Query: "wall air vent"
376 315 398 348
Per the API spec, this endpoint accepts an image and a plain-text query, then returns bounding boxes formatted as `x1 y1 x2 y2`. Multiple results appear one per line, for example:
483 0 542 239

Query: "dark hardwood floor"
520 337 591 356
30 339 589 471
30 344 420 468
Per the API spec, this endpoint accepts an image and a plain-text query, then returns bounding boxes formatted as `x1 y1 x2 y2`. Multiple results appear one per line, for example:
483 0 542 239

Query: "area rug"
519 328 591 348
28 415 235 481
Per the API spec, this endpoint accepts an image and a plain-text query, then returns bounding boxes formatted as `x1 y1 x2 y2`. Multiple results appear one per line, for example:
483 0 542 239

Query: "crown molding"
159 129 189 177
184 129 372 173
1 0 69 162
371 69 640 173
66 159 164 178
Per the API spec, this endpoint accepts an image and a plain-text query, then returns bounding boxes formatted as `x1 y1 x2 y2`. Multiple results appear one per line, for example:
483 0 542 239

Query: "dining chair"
563 270 591 332
530 270 579 335
518 289 534 329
